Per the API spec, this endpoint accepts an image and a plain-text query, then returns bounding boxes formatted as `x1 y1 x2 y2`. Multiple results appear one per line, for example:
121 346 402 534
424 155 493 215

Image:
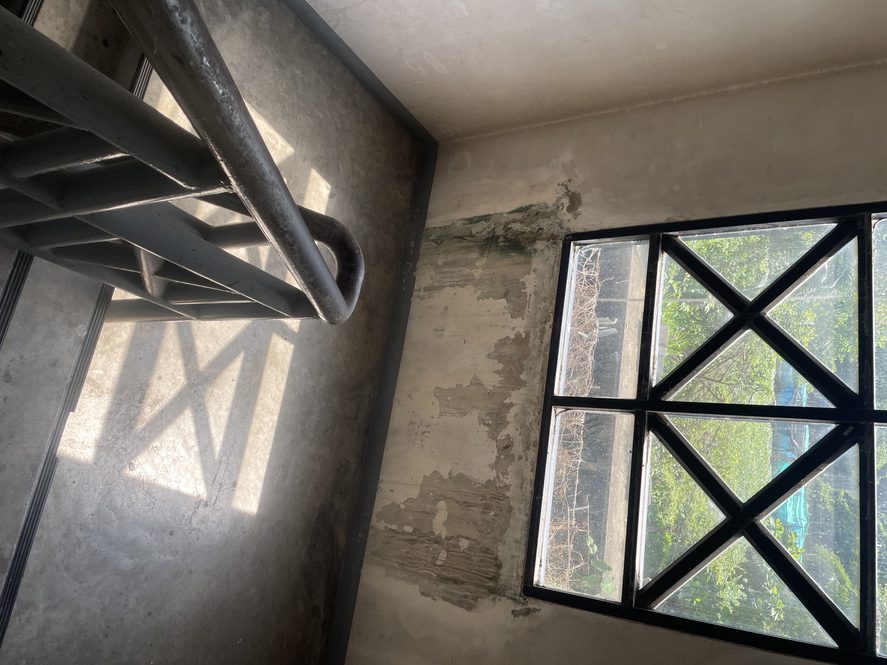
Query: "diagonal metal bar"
744 522 857 648
0 7 223 189
0 127 123 178
752 317 856 408
105 299 284 322
638 423 857 611
750 221 857 313
0 160 227 227
662 233 748 312
653 223 858 402
16 219 114 249
0 81 74 127
641 418 859 647
649 415 742 514
0 227 196 320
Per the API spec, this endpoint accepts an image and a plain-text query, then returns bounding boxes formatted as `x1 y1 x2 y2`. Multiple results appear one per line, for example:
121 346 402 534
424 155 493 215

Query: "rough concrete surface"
0 1 421 664
345 64 887 664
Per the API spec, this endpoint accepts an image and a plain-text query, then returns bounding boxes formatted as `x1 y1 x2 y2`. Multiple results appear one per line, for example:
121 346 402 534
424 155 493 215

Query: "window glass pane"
876 426 887 654
536 409 633 600
557 239 648 397
641 434 723 585
653 254 731 384
669 416 834 502
658 538 834 645
762 446 859 625
769 240 858 391
681 223 833 300
672 330 832 407
874 219 887 408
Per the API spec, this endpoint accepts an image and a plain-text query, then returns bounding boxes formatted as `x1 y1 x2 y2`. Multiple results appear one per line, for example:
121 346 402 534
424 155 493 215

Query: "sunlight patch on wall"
232 332 295 515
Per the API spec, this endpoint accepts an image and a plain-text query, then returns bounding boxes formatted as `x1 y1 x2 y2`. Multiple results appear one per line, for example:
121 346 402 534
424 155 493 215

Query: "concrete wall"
0 1 422 664
345 63 887 664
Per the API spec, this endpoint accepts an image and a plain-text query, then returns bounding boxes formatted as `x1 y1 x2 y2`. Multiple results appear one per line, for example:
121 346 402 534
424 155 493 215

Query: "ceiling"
306 0 887 141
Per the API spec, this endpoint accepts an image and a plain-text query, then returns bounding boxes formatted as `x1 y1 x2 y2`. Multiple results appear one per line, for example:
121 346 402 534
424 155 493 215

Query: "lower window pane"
762 446 859 626
877 426 887 654
658 538 834 646
641 433 724 585
535 409 633 600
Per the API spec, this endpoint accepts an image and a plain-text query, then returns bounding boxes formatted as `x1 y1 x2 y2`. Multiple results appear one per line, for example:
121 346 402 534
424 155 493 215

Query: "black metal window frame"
525 200 887 664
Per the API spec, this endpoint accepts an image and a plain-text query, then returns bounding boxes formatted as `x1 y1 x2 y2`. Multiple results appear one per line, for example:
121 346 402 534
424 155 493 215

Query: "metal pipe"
0 227 197 319
111 0 363 323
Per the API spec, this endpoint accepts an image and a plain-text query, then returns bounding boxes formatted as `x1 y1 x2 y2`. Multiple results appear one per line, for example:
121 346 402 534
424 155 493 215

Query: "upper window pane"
681 223 833 300
769 239 858 391
557 239 648 397
874 218 887 408
668 415 834 502
672 330 832 407
653 253 731 384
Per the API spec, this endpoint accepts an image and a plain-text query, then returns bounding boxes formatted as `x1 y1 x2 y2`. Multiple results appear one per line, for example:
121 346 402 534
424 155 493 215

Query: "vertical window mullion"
621 233 661 605
524 239 575 591
858 214 877 654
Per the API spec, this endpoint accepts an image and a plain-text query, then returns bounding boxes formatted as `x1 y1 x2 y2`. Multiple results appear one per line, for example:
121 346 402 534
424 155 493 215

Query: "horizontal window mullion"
549 395 887 423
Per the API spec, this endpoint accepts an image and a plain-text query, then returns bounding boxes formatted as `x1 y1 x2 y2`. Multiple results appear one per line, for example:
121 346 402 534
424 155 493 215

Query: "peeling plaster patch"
417 200 566 320
368 197 568 611
369 471 511 610
434 330 530 482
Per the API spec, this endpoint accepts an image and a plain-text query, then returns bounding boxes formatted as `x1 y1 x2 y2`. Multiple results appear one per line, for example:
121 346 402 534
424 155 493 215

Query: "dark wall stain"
558 179 583 218
511 606 541 618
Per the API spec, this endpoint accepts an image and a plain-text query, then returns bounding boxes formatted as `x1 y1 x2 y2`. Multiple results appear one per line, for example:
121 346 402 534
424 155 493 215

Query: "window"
526 205 887 663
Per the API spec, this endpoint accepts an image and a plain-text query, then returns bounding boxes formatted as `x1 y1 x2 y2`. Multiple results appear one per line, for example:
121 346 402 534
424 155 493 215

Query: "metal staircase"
0 0 364 323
